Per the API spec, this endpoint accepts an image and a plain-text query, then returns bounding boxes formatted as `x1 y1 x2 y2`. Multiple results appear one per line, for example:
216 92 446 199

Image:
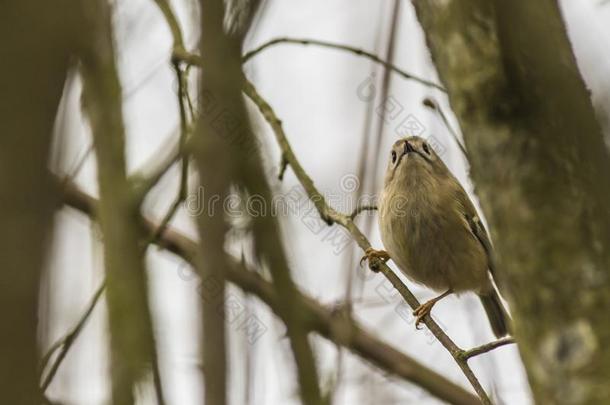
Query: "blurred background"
42 0 610 404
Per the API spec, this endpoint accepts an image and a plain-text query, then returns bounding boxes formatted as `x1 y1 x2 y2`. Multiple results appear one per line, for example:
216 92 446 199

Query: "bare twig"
144 64 191 244
152 0 184 52
138 0 195 250
242 37 446 92
60 181 480 405
40 282 106 391
130 128 181 199
459 337 516 361
278 154 289 180
132 0 193 207
349 204 378 220
422 97 468 158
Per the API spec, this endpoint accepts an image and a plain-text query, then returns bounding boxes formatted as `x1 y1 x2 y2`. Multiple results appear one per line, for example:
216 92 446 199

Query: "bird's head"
383 136 449 187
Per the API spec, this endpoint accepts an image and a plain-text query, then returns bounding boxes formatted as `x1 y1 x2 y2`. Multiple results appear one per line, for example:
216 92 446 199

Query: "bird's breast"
379 188 488 292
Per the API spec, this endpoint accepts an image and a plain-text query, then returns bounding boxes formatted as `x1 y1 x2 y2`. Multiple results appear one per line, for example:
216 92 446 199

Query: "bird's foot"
359 248 390 272
413 300 437 330
412 289 453 330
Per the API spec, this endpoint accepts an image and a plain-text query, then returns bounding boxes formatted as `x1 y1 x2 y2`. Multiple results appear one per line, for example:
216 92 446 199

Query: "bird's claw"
359 248 390 271
413 301 435 330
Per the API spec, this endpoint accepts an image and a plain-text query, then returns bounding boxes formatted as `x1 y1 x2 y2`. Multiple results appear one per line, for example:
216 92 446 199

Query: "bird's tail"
479 290 512 338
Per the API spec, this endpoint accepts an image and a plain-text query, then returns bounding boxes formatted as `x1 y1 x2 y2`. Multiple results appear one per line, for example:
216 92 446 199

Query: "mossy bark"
413 1 610 403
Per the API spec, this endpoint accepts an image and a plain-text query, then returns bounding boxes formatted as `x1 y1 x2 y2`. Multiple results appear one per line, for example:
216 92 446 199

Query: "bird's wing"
468 214 497 277
452 183 499 283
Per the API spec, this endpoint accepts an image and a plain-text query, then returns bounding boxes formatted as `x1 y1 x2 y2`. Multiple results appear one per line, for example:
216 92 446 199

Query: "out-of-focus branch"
242 37 446 92
194 1 324 403
40 282 105 391
152 0 185 53
77 1 162 403
130 128 181 197
133 31 444 212
0 3 78 400
60 181 480 405
134 0 193 207
134 31 442 206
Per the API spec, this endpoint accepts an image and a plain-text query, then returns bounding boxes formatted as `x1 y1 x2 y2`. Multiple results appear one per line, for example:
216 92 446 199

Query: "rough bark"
0 2 78 403
413 1 610 403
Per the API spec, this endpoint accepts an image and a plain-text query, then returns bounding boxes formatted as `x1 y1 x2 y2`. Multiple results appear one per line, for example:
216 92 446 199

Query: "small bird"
362 136 511 337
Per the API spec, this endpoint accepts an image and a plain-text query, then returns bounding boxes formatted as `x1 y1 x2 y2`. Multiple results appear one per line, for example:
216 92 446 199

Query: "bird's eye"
391 150 397 163
422 143 431 155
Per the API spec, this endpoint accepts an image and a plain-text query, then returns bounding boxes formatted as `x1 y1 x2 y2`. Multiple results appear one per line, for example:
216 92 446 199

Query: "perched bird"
362 136 511 337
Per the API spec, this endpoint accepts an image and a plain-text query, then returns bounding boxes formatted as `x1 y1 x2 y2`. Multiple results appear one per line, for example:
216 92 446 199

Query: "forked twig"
40 281 105 391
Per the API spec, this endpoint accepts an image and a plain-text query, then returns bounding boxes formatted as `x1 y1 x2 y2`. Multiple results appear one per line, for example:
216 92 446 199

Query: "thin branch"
349 204 378 220
62 141 94 184
278 154 289 180
131 0 193 205
422 97 468 158
40 281 106 391
459 337 516 361
172 48 203 66
242 37 446 92
242 78 492 404
152 0 185 52
60 180 480 405
130 128 181 199
147 196 183 244
144 62 192 244
173 60 190 201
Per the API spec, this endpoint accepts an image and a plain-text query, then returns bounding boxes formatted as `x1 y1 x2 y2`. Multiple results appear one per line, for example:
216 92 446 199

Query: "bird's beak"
393 141 413 171
404 140 428 160
404 140 415 155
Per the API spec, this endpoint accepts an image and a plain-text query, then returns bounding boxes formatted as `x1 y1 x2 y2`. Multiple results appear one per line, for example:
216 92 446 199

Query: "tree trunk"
413 0 610 403
79 1 157 403
0 2 78 403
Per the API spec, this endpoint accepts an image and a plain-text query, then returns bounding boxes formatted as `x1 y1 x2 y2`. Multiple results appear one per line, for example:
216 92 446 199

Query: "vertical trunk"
413 0 610 403
79 1 156 403
194 1 322 403
0 2 78 403
193 1 235 403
